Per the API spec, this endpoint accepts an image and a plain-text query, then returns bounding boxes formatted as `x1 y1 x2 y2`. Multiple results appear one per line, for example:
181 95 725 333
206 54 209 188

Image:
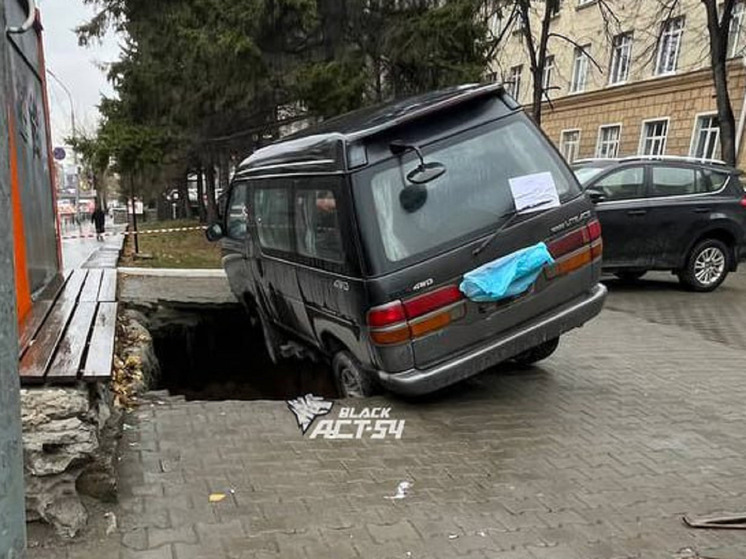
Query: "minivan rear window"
354 115 579 270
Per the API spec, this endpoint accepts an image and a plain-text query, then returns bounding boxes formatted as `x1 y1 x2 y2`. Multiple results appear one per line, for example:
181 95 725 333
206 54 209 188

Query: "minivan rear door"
353 112 601 370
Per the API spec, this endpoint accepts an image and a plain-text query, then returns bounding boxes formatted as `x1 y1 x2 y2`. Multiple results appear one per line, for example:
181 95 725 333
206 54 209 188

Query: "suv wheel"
679 239 730 292
512 337 560 366
615 270 647 282
332 351 377 398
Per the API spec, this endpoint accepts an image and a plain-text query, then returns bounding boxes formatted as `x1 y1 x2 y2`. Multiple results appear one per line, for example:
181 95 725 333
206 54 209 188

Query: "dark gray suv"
574 156 746 292
207 84 607 397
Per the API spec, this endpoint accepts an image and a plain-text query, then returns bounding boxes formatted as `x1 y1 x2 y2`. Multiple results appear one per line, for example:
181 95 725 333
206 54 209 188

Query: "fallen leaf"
209 493 226 503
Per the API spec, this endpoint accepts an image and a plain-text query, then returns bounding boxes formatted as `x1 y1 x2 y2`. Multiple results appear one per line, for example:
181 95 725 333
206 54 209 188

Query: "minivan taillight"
367 301 406 327
403 285 462 319
546 219 602 278
368 286 465 346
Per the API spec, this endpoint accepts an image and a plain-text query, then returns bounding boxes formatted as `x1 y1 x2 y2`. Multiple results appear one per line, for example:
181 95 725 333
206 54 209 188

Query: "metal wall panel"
7 0 59 296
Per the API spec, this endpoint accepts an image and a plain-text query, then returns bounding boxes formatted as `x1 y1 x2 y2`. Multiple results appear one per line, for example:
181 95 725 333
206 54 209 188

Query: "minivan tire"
332 351 377 398
512 337 560 366
678 238 730 292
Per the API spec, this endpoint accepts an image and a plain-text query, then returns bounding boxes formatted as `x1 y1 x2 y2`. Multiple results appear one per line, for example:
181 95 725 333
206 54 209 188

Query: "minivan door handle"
693 207 711 213
626 209 647 216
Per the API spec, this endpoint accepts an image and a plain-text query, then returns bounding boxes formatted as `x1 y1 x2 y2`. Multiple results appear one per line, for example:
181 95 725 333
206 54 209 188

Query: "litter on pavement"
385 481 412 500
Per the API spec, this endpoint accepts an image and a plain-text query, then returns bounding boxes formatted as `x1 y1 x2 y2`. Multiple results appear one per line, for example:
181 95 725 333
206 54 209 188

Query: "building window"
485 71 498 83
729 3 745 58
596 125 621 158
690 114 720 160
560 129 581 162
640 119 669 156
578 0 594 6
655 17 684 75
549 0 562 17
508 65 523 99
543 55 554 91
609 33 633 84
571 45 591 93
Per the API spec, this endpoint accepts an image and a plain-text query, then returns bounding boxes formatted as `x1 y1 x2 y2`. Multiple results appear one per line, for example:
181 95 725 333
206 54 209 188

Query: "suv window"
226 183 248 239
700 169 729 193
295 188 344 263
595 167 645 201
254 185 292 252
650 166 698 197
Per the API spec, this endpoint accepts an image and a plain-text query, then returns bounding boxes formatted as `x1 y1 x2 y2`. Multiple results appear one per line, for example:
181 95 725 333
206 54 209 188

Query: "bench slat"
59 269 88 301
98 269 117 302
79 269 103 302
45 302 98 382
83 302 118 380
19 297 78 382
18 271 72 356
18 301 52 358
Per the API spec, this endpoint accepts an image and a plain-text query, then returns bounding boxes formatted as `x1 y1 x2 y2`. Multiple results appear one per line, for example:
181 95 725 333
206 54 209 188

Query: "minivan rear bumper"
375 283 607 396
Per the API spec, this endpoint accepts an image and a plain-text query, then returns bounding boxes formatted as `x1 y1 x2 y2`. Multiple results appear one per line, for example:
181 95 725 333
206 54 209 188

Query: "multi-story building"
489 0 746 167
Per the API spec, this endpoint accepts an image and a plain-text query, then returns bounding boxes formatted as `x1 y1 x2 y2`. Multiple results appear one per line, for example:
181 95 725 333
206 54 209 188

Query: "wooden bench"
18 269 118 385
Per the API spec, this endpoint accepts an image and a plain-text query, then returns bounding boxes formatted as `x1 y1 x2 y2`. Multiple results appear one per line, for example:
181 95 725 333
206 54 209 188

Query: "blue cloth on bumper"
459 242 555 302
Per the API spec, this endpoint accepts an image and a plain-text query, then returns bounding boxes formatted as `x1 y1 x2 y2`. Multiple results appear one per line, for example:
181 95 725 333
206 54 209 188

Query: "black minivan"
206 84 607 397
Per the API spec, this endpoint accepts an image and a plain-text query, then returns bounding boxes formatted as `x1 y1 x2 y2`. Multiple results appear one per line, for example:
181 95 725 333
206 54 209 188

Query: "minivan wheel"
512 337 560 366
615 270 647 282
332 351 376 398
679 239 730 292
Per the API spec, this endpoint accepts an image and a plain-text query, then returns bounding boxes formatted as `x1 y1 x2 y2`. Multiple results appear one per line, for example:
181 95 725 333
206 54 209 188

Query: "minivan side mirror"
586 188 606 204
205 223 224 242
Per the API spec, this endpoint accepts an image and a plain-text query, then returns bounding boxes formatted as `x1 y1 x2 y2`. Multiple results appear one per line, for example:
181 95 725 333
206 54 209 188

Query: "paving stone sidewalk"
30 298 746 559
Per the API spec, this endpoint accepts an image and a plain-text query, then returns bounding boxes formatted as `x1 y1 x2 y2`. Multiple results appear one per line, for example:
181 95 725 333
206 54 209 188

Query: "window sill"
652 69 678 78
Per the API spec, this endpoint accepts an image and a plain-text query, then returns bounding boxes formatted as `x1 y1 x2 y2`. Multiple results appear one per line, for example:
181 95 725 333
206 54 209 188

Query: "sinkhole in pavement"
144 303 338 401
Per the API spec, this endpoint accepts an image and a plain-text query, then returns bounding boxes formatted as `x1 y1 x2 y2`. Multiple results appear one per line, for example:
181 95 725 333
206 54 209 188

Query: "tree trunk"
705 0 738 165
218 152 230 194
525 0 553 126
177 173 189 219
195 165 207 223
205 162 218 223
713 60 737 165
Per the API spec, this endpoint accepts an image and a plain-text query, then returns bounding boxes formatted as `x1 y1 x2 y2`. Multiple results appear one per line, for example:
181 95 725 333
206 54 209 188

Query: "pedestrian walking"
91 200 106 241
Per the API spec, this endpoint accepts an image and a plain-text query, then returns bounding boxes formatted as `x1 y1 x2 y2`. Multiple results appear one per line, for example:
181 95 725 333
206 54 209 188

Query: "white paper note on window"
508 172 561 213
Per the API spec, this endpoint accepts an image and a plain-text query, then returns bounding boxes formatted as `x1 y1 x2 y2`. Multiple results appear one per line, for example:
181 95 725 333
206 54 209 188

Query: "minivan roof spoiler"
236 83 513 177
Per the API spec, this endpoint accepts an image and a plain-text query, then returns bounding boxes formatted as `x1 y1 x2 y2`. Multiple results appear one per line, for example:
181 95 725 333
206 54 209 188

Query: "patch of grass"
120 219 222 269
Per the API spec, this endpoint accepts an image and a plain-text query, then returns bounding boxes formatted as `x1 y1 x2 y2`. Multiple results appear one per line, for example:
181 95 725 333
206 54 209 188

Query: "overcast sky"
37 0 121 148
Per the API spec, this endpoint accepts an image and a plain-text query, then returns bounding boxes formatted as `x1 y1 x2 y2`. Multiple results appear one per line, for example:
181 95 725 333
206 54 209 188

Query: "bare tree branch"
548 32 604 74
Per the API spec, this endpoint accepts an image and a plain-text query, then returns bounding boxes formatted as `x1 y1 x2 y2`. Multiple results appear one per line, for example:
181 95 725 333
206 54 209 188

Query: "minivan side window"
295 188 344 263
650 166 697 197
226 183 248 239
594 167 645 201
254 185 293 252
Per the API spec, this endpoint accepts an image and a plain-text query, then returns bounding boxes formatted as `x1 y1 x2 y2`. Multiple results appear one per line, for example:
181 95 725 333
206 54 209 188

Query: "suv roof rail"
572 158 620 164
571 155 731 166
618 154 729 165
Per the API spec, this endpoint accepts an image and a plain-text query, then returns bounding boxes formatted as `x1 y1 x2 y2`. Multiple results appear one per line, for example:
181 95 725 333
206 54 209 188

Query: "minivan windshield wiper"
472 200 554 257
